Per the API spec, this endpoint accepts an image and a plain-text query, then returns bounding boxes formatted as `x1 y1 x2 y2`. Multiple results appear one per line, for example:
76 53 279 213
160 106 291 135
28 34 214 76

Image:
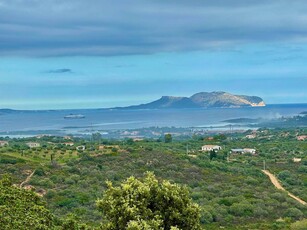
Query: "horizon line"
1 102 307 112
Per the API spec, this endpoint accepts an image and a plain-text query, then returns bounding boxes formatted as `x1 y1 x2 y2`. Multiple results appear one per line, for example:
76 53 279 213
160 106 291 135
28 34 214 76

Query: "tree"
0 175 54 229
209 150 217 160
96 172 201 230
164 133 172 143
213 134 226 141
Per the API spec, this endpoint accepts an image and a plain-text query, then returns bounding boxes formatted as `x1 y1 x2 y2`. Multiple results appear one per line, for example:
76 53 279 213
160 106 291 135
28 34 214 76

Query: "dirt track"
20 170 36 188
262 170 306 205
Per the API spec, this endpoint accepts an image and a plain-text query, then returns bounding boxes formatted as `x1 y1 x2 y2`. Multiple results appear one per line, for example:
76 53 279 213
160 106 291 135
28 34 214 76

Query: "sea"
0 104 306 137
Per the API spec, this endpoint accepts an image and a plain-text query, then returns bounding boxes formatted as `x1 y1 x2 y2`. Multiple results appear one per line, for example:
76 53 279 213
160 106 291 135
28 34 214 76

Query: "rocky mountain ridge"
116 91 266 109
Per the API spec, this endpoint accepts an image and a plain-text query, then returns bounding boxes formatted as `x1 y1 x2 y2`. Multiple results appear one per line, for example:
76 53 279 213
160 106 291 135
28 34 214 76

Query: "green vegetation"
164 133 173 143
0 175 54 230
0 127 306 229
97 172 200 230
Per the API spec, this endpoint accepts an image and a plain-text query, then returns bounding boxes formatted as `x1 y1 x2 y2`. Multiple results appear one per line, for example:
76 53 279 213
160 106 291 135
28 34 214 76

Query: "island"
114 91 266 109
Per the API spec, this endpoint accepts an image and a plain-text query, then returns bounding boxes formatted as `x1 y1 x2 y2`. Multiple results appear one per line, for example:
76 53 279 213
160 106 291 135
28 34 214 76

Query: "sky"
0 0 307 109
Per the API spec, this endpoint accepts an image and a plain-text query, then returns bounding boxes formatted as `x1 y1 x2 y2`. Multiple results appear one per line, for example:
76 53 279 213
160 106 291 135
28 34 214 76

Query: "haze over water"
0 104 306 136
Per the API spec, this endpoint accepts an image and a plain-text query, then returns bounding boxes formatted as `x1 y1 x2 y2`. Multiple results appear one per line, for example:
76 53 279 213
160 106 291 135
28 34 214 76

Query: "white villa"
26 142 41 148
201 145 222 152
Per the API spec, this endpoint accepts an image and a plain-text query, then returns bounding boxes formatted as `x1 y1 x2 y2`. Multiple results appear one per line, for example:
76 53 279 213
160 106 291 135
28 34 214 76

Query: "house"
231 148 256 154
297 135 307 141
64 136 73 140
293 158 302 163
243 148 257 154
201 145 222 152
0 141 9 147
245 134 256 139
231 148 245 154
26 142 40 148
64 142 74 146
76 145 86 151
133 138 144 142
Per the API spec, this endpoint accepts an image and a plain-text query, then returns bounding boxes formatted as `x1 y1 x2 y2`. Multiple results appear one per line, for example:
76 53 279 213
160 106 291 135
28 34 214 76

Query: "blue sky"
0 0 307 109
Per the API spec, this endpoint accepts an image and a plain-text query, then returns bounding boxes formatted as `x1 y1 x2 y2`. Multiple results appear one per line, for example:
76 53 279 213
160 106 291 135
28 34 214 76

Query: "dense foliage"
0 175 54 230
97 172 200 230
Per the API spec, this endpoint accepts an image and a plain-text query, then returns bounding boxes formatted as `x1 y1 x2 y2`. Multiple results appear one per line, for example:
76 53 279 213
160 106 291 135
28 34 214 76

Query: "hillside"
0 128 306 229
116 91 266 109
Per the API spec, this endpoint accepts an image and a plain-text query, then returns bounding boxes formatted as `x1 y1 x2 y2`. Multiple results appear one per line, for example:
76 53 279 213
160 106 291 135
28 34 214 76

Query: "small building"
293 158 302 163
76 145 86 151
64 142 74 146
26 142 40 148
0 141 9 147
231 148 245 154
231 148 256 154
201 145 222 152
245 134 256 139
297 135 307 141
243 148 257 154
133 138 144 142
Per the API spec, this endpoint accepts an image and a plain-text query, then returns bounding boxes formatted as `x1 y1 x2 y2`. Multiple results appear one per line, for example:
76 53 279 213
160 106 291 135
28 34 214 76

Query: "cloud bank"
1 0 307 56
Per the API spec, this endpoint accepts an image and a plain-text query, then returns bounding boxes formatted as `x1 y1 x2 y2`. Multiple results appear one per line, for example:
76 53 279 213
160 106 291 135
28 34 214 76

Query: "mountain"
116 91 265 109
190 91 265 108
122 96 199 109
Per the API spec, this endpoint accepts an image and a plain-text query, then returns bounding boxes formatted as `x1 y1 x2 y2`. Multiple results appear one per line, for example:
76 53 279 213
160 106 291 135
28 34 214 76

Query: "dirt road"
20 170 36 188
262 170 306 205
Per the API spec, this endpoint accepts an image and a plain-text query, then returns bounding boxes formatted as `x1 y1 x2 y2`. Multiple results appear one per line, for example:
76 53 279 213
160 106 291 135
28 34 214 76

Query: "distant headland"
114 91 266 110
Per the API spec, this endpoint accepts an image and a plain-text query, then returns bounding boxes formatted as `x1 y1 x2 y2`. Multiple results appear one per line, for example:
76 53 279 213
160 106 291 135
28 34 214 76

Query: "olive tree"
96 172 201 230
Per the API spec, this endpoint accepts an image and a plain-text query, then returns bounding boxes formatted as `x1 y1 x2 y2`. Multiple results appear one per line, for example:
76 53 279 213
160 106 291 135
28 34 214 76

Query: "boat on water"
64 114 85 119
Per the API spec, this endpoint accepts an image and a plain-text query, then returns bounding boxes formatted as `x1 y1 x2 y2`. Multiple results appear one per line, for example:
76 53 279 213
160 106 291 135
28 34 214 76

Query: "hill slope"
117 91 265 109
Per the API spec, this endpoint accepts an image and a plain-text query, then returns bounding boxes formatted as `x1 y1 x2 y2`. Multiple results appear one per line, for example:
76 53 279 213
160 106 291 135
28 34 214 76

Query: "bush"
298 166 307 173
278 170 291 180
35 167 46 176
96 172 201 230
291 219 307 230
200 209 213 224
284 208 304 220
229 202 254 217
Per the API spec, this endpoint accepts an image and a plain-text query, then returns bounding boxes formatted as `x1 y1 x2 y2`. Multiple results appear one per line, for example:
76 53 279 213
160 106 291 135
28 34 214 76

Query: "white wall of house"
201 145 222 151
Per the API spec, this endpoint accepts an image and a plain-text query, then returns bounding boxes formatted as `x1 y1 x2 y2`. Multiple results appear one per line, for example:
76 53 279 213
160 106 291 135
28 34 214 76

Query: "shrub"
229 202 254 217
291 219 307 230
35 167 46 176
96 172 201 230
284 208 304 220
278 170 291 180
